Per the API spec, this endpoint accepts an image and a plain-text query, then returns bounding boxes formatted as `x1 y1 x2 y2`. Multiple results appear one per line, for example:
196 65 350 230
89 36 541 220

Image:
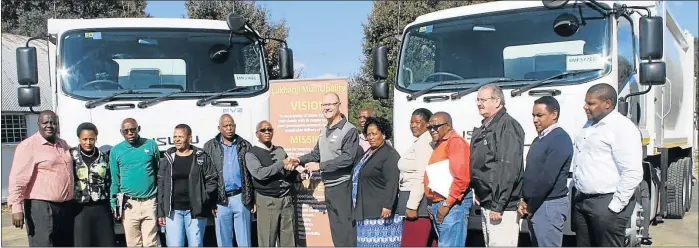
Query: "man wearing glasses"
109 118 161 247
470 84 525 247
423 111 472 246
245 120 303 247
289 92 361 247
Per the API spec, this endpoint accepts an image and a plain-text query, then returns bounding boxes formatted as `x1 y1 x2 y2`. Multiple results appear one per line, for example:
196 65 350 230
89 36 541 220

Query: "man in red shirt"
424 111 472 246
8 110 74 246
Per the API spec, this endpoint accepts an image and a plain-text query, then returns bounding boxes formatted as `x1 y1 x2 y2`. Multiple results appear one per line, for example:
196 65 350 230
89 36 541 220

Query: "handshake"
283 157 321 173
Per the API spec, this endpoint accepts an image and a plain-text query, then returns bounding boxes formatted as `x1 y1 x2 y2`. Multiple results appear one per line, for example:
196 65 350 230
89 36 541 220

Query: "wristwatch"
441 201 450 208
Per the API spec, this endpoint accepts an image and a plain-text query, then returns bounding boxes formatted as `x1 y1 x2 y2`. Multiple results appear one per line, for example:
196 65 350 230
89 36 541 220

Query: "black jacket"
470 107 525 212
353 143 401 221
203 133 254 207
157 145 218 218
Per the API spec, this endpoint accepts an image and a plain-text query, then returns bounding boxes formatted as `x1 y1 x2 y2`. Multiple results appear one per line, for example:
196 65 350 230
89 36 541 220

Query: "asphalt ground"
2 186 697 247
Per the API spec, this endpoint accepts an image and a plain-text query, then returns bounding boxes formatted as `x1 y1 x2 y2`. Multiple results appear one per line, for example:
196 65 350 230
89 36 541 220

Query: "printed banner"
269 78 349 247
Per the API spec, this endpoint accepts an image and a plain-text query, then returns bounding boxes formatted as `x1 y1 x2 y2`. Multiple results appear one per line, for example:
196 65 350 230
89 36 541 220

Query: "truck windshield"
59 29 265 98
397 6 610 92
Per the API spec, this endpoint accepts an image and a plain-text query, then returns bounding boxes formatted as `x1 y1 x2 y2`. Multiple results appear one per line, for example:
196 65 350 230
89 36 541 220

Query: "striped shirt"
7 132 74 213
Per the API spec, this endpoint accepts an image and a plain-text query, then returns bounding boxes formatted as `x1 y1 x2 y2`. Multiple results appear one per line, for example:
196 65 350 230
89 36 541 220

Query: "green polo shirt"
109 137 160 209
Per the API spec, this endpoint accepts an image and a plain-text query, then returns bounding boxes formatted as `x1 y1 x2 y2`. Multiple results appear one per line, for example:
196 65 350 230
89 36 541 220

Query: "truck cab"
371 0 695 246
13 13 295 236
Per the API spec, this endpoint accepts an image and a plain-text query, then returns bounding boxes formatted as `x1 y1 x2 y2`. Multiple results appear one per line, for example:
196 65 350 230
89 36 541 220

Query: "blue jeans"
528 196 569 247
430 194 473 247
215 194 251 247
165 210 207 247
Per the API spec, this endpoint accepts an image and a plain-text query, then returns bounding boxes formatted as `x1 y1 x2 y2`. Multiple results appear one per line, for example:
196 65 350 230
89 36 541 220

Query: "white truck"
13 13 294 236
371 0 695 246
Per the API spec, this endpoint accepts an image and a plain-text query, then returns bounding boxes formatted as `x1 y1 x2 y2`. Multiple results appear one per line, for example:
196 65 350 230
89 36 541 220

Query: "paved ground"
2 186 697 247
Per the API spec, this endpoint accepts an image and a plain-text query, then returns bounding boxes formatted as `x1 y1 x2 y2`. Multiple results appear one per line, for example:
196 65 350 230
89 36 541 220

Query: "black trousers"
24 199 74 247
572 192 635 247
73 200 116 247
324 180 357 247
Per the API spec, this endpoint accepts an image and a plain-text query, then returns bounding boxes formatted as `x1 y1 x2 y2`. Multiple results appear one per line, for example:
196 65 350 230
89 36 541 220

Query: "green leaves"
1 0 148 37
186 1 292 79
348 1 493 126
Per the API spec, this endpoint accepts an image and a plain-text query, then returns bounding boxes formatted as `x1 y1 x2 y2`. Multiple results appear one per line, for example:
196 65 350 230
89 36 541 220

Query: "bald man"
109 118 161 246
358 108 374 151
289 92 361 246
203 114 255 247
245 120 301 247
8 110 75 246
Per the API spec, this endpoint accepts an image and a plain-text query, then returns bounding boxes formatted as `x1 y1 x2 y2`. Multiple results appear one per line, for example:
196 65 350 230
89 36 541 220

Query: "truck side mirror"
18 87 41 107
372 46 388 80
639 61 666 85
371 46 389 99
17 47 38 86
16 46 40 108
639 16 663 60
372 82 389 100
277 47 294 79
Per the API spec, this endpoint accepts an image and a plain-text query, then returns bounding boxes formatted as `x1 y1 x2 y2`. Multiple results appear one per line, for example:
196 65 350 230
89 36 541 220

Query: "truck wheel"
666 158 687 219
684 157 693 212
625 201 643 247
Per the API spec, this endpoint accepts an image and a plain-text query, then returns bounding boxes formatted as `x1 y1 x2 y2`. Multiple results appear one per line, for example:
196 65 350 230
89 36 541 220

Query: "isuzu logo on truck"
154 136 200 146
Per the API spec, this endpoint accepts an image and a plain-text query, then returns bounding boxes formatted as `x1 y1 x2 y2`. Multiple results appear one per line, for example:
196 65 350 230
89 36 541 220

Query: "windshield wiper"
510 69 602 97
450 78 536 100
195 86 256 106
137 90 214 109
407 81 470 101
85 90 152 109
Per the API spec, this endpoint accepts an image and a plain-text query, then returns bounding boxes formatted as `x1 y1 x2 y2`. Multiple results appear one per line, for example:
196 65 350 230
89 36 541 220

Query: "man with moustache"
518 96 573 247
8 110 74 246
110 118 161 247
245 120 303 247
289 92 361 247
423 111 473 247
571 83 643 246
203 114 255 247
470 84 525 247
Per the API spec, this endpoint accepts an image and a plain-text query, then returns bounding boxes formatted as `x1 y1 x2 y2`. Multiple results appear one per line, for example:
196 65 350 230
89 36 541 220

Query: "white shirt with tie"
572 111 643 213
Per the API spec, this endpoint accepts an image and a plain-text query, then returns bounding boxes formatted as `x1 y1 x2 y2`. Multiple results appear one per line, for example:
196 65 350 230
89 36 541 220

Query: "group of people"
7 82 643 248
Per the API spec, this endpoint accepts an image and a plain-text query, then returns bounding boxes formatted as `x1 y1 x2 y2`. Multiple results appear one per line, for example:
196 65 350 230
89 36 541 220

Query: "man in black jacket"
157 124 218 247
203 114 255 247
245 120 302 247
470 84 525 247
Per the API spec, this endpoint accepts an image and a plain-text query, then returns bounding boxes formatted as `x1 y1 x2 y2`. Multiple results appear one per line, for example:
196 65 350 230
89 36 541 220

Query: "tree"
1 0 149 37
186 0 294 79
348 1 494 125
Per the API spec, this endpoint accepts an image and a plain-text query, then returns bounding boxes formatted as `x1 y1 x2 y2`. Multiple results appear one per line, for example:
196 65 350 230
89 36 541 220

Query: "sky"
145 1 699 80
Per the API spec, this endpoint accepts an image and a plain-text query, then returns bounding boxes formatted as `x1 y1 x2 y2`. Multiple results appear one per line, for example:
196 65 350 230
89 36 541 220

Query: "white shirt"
397 131 433 210
572 111 643 213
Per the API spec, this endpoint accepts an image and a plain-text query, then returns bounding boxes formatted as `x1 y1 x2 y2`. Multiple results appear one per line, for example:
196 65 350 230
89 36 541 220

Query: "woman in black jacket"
71 122 115 246
351 117 402 246
156 124 218 247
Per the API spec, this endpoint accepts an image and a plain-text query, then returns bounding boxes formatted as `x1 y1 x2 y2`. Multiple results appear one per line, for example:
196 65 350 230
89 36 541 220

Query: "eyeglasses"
427 123 447 132
475 97 497 104
321 102 339 107
120 127 138 135
258 128 274 133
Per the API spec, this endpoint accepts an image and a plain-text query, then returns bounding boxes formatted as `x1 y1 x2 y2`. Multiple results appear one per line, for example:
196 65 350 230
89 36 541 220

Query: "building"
1 33 53 203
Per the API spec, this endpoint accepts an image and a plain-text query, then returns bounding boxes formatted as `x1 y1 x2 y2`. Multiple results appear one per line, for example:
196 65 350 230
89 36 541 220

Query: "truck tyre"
666 158 688 219
683 157 693 212
625 201 642 247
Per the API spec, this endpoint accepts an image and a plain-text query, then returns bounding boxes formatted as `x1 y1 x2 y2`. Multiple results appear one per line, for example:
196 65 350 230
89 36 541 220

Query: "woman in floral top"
71 122 115 246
